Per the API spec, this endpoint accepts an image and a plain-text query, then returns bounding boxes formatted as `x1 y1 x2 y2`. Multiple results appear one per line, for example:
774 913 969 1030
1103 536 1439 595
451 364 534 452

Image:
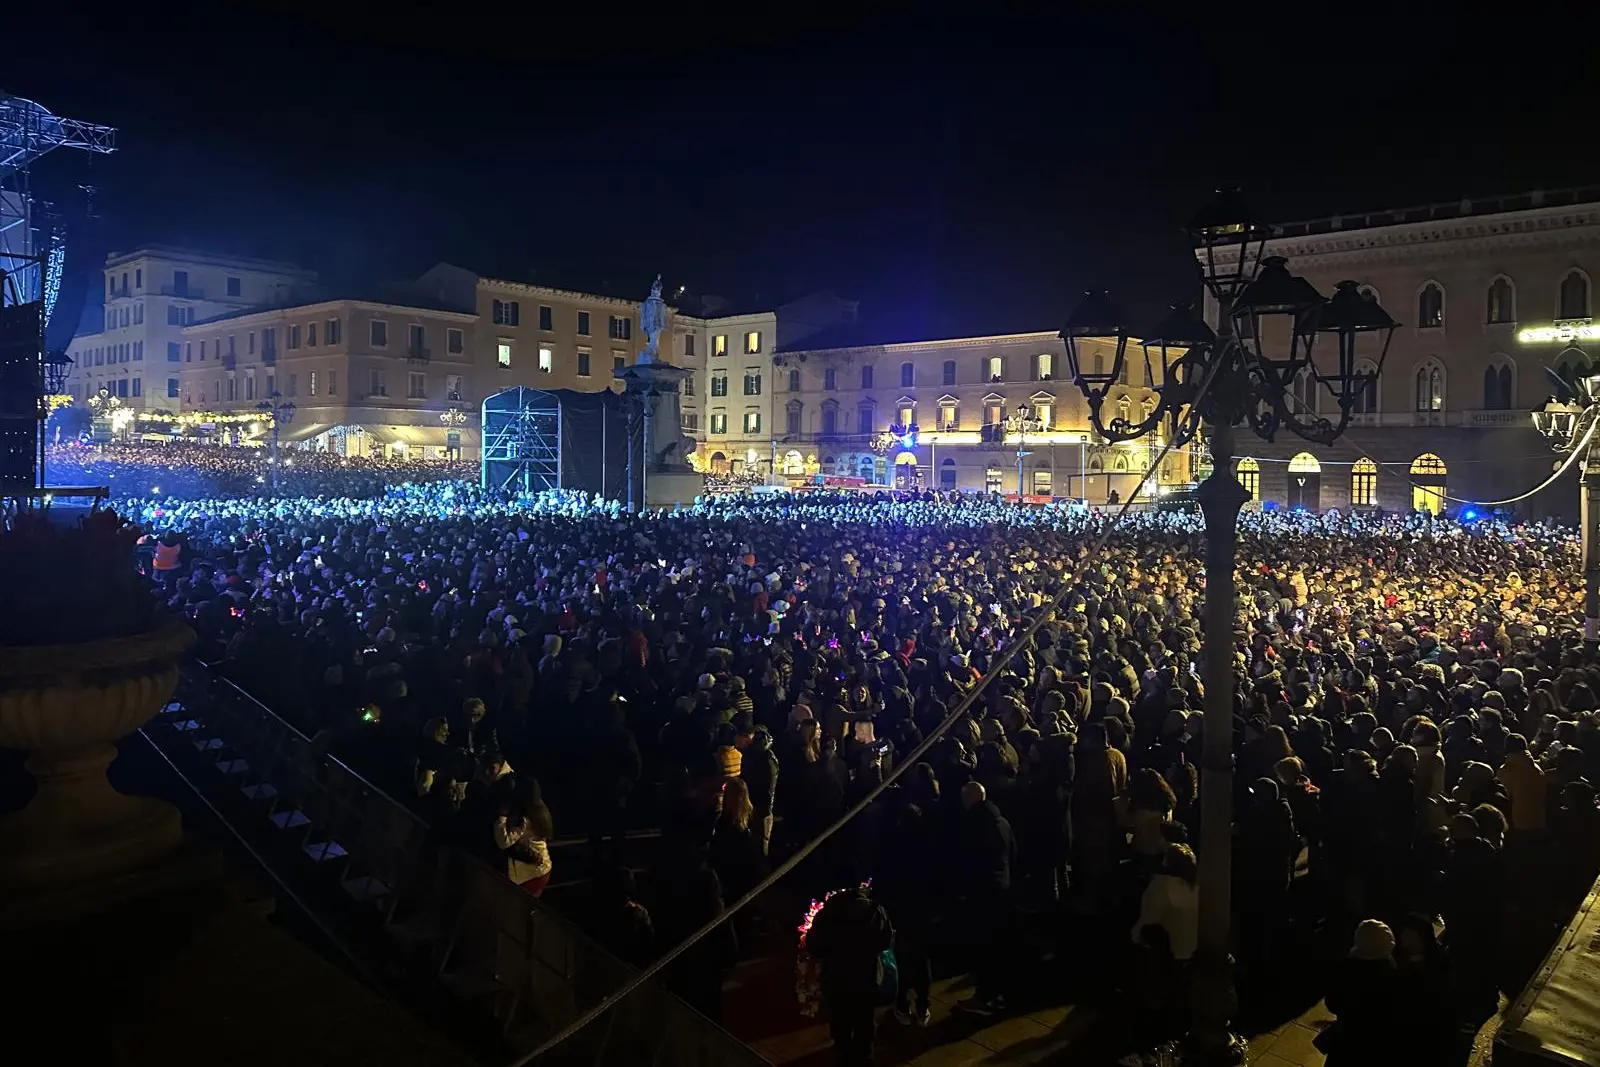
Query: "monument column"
617 275 705 509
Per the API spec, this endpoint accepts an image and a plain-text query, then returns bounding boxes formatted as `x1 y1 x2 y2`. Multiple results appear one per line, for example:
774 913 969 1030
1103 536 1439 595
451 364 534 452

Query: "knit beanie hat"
1351 920 1396 961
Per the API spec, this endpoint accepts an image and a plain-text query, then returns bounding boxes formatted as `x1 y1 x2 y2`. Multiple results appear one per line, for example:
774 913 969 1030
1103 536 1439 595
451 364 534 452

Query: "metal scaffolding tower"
481 388 562 494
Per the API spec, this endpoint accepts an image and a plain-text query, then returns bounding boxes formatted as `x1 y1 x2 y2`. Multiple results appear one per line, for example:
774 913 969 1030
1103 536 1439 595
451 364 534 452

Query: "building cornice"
477 276 639 311
786 331 1063 359
1204 203 1600 270
181 299 478 331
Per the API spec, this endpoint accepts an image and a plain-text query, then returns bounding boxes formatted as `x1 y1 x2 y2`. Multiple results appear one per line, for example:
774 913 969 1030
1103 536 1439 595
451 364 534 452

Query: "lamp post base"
1179 950 1246 1065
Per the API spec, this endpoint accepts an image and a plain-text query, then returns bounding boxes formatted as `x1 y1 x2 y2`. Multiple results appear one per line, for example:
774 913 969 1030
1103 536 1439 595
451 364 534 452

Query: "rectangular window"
368 369 384 397
710 413 727 435
577 311 590 336
118 379 128 397
307 321 318 346
261 327 276 355
940 402 958 430
743 370 762 395
167 342 180 362
1036 352 1055 380
685 334 696 357
1034 402 1053 429
167 378 179 398
228 335 236 356
577 349 591 377
743 411 762 434
787 407 801 435
711 374 728 397
683 374 695 396
445 374 463 400
986 355 1003 381
609 316 632 341
788 369 801 392
200 341 207 361
266 374 275 396
226 276 241 297
682 412 699 431
408 323 425 353
497 341 512 368
288 374 297 397
287 325 300 349
712 334 727 356
539 346 554 372
166 305 180 326
447 328 464 354
246 373 256 400
370 320 388 347
538 305 553 331
172 270 189 294
309 370 318 396
248 332 256 355
134 341 143 361
408 372 426 399
133 304 143 325
862 365 874 389
131 377 142 398
326 318 342 344
135 268 142 289
328 371 337 396
184 342 192 363
744 331 762 354
1351 468 1376 506
492 299 521 326
824 368 837 390
226 376 236 402
613 353 626 375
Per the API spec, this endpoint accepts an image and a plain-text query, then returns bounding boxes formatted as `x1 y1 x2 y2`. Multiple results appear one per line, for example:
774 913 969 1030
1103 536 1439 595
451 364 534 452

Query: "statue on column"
639 274 667 365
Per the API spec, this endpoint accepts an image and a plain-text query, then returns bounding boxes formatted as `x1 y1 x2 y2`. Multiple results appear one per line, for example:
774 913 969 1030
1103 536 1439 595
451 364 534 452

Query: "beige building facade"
1202 188 1600 518
175 298 478 458
65 247 316 411
770 329 1186 499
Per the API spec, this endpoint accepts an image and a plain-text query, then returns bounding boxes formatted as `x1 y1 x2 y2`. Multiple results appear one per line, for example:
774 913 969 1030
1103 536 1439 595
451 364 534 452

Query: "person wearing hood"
1318 920 1401 1067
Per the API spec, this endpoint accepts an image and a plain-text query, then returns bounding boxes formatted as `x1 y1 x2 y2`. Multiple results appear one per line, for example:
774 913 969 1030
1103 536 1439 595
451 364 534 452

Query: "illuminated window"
1032 469 1053 496
310 370 319 397
1036 352 1054 380
745 331 762 354
1236 457 1260 502
1033 401 1053 428
712 334 727 355
710 412 727 435
983 398 1003 426
1410 453 1447 513
1417 283 1444 329
497 341 512 368
445 374 462 400
538 346 554 373
1560 270 1591 319
986 355 1003 381
743 411 762 434
1351 458 1377 506
940 400 958 429
1486 277 1515 324
898 401 915 426
1414 362 1444 412
985 466 1004 492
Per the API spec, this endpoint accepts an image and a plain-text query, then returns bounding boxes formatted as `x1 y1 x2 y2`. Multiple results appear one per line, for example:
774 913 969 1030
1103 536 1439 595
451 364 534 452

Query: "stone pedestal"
618 360 706 509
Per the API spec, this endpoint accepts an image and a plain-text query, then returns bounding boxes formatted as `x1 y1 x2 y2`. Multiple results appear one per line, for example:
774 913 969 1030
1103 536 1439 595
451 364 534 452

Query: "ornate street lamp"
43 349 73 396
1535 378 1600 646
256 391 296 495
441 406 466 460
1003 403 1045 497
1060 188 1399 1064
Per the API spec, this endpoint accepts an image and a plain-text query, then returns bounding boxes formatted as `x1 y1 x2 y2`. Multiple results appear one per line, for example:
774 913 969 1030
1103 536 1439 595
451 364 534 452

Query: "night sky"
12 13 1600 347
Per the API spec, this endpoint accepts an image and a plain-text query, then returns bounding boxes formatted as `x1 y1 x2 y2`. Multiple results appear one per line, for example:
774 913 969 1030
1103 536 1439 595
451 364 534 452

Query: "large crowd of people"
91 442 1600 1066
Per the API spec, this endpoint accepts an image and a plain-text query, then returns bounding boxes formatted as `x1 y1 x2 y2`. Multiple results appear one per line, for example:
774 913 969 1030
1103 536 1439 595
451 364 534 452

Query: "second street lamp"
256 391 297 495
1535 375 1600 647
1060 188 1398 1064
1004 403 1045 497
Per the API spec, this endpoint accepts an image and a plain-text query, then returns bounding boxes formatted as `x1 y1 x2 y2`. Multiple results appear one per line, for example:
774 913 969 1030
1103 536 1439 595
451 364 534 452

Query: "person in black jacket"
743 726 779 856
955 780 1018 1016
807 884 894 1067
878 771 939 1026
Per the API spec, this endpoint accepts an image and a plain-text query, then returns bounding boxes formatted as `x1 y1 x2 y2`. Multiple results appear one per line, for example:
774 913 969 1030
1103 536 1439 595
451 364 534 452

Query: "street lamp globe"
1187 187 1269 301
1231 256 1324 382
1306 280 1399 407
43 349 73 395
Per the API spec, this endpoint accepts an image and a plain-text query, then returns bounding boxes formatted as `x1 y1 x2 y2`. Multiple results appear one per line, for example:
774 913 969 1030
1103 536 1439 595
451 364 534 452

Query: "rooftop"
187 289 470 328
774 320 1056 354
1268 185 1600 239
104 245 316 278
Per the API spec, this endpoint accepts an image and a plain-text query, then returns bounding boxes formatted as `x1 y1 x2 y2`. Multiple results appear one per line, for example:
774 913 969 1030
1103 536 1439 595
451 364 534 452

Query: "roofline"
182 298 478 330
780 330 1062 356
675 310 778 327
104 245 316 278
476 274 641 311
1264 185 1600 241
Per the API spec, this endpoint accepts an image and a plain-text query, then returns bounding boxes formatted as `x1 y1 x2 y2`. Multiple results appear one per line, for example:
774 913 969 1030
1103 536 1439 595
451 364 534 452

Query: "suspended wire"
505 364 1224 1067
1276 389 1595 509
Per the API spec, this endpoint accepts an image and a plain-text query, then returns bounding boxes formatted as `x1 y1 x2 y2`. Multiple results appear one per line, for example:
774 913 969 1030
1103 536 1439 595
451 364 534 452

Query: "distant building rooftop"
775 321 1055 354
1269 185 1600 239
188 290 468 328
104 245 315 278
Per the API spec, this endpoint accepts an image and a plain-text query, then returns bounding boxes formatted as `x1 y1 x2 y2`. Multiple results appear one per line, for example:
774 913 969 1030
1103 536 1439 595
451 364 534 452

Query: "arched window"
1554 349 1592 396
1358 284 1380 304
1351 457 1378 507
1559 270 1591 320
1417 282 1445 329
783 450 805 475
1112 453 1129 472
1236 457 1261 502
1481 358 1514 410
1287 451 1321 474
900 361 915 388
1414 361 1444 412
1092 352 1105 378
1087 454 1104 473
939 456 957 489
1486 276 1515 324
1410 453 1447 514
1290 365 1318 414
1352 359 1379 415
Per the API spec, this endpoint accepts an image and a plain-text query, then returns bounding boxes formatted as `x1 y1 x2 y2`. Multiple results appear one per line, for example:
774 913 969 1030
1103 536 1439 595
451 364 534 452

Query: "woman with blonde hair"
710 777 763 927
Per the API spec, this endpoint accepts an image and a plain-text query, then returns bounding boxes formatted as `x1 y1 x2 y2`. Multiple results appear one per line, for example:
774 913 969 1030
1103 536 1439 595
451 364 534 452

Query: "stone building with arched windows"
1202 187 1600 519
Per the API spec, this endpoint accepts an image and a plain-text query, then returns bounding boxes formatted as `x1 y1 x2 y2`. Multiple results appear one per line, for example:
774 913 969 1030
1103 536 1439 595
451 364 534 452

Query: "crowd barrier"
165 663 771 1067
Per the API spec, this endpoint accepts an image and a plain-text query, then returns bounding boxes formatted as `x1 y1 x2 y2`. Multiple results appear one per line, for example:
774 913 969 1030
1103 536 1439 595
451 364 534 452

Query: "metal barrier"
158 664 771 1067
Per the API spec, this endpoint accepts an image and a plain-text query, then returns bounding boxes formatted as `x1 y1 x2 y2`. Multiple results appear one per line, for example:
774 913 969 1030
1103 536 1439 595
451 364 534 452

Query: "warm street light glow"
1519 321 1600 344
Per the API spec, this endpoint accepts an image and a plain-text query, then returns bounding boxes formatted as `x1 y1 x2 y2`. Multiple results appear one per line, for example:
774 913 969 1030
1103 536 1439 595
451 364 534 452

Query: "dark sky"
12 12 1600 346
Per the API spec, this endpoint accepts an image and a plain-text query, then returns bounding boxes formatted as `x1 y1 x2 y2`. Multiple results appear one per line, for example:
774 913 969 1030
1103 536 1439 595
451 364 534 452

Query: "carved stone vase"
0 619 195 893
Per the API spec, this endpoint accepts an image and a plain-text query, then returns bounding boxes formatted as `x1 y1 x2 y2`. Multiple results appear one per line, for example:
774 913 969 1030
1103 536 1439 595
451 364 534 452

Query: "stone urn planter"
0 510 194 895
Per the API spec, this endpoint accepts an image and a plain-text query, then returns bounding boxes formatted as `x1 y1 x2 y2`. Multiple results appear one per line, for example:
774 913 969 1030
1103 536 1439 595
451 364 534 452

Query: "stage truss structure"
481 387 561 494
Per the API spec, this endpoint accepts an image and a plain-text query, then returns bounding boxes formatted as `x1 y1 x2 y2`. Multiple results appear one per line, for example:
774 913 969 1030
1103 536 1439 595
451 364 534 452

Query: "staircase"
140 663 770 1067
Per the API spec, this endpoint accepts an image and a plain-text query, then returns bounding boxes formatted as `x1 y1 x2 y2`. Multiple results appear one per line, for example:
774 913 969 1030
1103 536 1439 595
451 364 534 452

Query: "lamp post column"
1583 449 1600 649
1016 430 1026 497
271 420 281 495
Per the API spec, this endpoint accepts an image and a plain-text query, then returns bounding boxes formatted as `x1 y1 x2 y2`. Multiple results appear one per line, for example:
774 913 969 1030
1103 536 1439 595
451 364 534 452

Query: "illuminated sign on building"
1518 319 1600 344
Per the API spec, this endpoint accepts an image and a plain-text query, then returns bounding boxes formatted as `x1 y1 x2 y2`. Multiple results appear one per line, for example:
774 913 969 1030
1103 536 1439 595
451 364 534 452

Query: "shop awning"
361 425 479 448
281 422 335 443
